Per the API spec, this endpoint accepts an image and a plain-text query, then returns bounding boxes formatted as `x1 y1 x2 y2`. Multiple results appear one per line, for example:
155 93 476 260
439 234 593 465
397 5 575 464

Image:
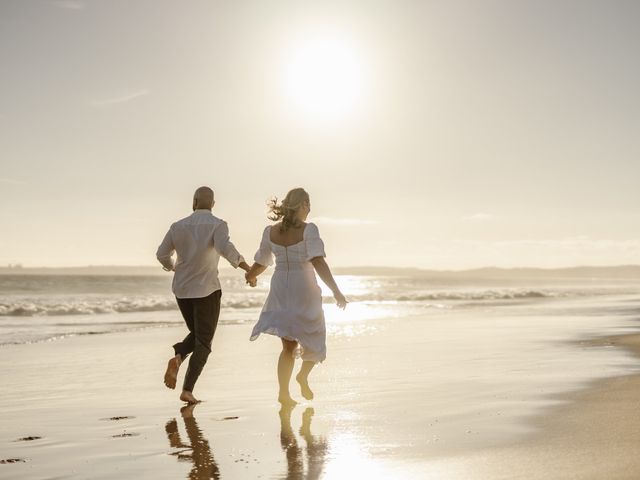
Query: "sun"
281 34 367 122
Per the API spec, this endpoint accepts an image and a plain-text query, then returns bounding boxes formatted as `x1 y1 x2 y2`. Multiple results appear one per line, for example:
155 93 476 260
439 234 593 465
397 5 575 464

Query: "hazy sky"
1 0 639 269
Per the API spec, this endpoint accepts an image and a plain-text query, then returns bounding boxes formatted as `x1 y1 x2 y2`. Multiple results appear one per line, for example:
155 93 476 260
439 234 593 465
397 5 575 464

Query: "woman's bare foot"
295 373 314 400
164 355 181 390
278 394 298 407
300 407 315 436
180 390 200 404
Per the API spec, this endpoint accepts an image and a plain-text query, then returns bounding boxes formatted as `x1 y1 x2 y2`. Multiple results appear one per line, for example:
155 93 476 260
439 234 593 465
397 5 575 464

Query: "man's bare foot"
164 355 181 390
180 390 200 404
295 373 314 400
278 394 298 407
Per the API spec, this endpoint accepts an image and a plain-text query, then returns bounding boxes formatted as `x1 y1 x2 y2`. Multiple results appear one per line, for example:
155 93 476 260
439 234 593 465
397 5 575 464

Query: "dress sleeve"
304 223 326 261
254 226 274 266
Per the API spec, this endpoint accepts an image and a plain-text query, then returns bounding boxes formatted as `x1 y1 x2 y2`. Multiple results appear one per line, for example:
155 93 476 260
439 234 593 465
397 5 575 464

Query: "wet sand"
436 334 640 480
1 312 640 479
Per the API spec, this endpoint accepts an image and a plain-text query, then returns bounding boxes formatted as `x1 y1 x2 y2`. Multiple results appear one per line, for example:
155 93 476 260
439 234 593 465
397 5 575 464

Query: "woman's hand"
334 291 348 310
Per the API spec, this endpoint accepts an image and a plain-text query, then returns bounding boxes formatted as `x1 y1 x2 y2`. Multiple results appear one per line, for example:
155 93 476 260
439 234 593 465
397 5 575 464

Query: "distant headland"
1 264 639 279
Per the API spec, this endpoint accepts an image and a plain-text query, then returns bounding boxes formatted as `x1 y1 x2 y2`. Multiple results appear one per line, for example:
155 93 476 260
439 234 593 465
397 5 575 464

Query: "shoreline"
1 310 640 478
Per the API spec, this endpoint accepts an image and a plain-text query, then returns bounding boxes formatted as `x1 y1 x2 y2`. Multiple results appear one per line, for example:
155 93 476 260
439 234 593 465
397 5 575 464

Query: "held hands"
334 291 348 310
241 261 257 287
245 272 257 288
244 262 268 288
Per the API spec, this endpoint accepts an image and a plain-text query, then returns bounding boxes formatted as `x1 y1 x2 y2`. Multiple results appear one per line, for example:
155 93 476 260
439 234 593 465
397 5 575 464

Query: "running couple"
156 186 347 405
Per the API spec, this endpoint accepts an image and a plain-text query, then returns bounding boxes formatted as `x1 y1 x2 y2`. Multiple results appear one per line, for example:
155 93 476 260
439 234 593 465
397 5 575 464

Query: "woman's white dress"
249 223 327 362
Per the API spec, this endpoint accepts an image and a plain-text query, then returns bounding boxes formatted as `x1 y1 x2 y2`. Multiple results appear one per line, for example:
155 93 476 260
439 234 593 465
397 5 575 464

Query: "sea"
1 270 640 347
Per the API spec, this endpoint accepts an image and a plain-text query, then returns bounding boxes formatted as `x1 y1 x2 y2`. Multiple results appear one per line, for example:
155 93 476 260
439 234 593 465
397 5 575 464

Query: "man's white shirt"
156 209 245 299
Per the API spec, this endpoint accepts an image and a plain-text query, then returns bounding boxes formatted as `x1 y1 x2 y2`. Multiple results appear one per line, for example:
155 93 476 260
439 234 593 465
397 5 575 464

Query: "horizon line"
2 263 640 272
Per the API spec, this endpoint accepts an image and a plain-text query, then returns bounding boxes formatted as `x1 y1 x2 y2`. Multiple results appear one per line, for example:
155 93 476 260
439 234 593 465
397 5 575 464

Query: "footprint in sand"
101 416 136 421
14 436 42 442
112 432 140 438
1 458 26 464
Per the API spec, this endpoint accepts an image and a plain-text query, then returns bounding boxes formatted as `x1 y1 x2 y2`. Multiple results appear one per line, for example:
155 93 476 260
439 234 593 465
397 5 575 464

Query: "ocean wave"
0 297 265 317
0 299 176 317
0 288 595 317
396 290 553 301
331 289 561 304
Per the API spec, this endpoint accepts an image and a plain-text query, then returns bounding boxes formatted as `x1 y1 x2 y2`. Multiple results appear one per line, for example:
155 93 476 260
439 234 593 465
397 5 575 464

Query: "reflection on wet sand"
165 404 220 480
279 406 328 480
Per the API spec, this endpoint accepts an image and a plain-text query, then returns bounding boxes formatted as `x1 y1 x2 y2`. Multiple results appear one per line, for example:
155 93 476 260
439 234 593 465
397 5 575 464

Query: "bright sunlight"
281 33 367 122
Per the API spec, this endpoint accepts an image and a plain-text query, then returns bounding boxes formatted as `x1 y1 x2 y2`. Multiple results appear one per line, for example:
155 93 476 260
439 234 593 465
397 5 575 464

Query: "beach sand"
439 334 640 480
1 312 640 479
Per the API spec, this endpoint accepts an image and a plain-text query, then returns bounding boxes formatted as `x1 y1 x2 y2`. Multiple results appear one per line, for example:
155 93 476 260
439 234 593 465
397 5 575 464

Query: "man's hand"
239 261 251 273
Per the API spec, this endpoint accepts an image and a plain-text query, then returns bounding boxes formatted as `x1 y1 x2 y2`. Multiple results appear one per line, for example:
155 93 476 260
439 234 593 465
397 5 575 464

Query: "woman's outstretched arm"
310 257 347 309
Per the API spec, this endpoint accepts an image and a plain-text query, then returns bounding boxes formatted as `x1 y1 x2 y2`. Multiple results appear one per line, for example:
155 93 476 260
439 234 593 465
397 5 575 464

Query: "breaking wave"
326 289 558 304
0 297 265 317
0 288 609 317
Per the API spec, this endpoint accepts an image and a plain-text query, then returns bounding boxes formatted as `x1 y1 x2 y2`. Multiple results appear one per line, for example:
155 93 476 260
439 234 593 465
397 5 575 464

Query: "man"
157 186 251 404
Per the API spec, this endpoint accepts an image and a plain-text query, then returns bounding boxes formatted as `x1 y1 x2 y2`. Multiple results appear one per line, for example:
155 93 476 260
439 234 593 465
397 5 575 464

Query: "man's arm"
213 222 250 272
156 228 175 272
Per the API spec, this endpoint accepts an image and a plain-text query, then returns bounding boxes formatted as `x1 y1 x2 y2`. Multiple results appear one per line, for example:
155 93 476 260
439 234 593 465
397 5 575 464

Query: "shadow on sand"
164 403 327 479
279 405 328 480
165 404 220 480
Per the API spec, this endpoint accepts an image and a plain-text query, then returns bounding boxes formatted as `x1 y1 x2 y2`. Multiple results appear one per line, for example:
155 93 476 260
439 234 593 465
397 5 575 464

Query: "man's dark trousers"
173 289 222 392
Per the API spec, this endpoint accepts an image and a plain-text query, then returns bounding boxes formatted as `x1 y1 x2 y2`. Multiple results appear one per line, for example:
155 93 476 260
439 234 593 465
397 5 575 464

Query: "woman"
246 188 347 406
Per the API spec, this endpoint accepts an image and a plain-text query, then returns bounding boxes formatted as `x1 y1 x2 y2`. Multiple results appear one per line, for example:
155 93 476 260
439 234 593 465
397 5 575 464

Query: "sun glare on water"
281 34 368 122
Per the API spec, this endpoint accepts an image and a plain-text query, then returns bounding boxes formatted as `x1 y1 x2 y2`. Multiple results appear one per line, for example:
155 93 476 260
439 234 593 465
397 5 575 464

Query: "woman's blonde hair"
268 188 310 232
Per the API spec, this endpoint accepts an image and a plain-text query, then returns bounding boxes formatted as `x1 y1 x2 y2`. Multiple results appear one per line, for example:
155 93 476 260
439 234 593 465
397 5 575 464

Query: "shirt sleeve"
304 223 326 261
156 227 176 271
213 221 245 268
254 226 274 266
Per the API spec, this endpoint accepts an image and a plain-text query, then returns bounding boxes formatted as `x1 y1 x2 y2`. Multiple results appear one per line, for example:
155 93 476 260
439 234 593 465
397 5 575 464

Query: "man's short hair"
193 186 214 209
